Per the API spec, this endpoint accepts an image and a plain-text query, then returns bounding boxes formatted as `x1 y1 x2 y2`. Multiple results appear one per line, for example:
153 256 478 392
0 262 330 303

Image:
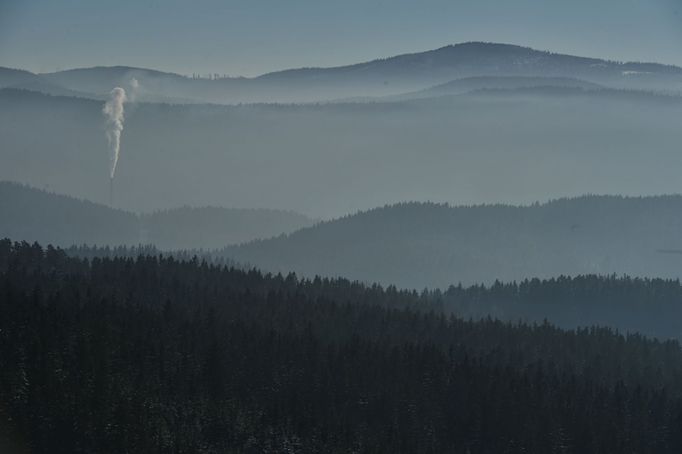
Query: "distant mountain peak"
4 42 682 103
436 41 535 52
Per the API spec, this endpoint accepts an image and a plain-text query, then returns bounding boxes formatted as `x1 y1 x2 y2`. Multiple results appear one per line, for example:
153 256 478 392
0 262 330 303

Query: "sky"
1 0 681 76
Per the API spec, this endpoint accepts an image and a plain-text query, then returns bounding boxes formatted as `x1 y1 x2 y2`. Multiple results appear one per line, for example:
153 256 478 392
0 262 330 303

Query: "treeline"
442 274 682 339
3 240 682 452
64 243 237 269
224 197 682 290
60 243 682 341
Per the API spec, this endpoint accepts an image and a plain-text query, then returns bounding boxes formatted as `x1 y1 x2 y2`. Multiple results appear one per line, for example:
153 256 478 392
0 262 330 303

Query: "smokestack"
102 87 128 180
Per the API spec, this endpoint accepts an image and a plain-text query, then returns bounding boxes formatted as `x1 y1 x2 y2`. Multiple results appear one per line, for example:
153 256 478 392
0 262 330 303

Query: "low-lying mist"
2 87 682 218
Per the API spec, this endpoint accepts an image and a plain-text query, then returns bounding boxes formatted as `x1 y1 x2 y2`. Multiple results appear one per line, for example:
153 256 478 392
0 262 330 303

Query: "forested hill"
15 42 682 104
0 182 314 249
0 181 140 246
224 196 682 288
3 240 682 452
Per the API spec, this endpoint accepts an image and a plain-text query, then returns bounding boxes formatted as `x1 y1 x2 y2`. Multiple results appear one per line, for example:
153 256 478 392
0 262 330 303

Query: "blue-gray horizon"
1 0 681 77
4 40 682 79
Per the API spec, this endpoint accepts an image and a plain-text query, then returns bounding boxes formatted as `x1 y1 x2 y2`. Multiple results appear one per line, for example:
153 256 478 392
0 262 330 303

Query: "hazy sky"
1 0 681 76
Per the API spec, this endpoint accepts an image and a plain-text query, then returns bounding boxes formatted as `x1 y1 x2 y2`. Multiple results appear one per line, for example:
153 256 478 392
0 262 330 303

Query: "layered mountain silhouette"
3 42 682 103
8 180 682 292
0 67 41 87
223 197 682 289
0 182 314 249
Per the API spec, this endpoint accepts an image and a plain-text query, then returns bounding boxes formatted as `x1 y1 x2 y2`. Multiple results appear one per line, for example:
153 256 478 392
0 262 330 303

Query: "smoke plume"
128 78 140 102
102 87 128 179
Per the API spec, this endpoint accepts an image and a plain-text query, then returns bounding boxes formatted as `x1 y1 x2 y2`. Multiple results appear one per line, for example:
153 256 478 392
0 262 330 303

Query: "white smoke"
128 77 140 102
102 87 127 179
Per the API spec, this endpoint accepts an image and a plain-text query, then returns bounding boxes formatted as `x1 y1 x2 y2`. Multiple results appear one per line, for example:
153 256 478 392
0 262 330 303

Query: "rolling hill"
340 76 605 102
3 42 682 104
0 181 139 247
248 42 682 99
0 67 40 88
0 182 314 249
223 197 682 288
409 75 603 97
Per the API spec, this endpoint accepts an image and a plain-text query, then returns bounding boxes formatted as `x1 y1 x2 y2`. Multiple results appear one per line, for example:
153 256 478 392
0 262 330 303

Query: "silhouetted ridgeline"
0 182 314 249
2 240 682 452
4 42 682 104
0 181 139 246
59 242 682 341
224 197 682 288
64 244 238 270
346 75 605 102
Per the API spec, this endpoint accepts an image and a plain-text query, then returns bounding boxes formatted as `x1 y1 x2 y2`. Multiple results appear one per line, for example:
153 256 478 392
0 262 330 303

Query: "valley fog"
4 6 682 448
2 87 682 218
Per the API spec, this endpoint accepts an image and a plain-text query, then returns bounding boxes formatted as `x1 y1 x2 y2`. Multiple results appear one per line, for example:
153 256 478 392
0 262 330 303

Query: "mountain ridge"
257 42 682 79
0 181 315 249
3 42 682 103
6 42 682 80
223 196 682 288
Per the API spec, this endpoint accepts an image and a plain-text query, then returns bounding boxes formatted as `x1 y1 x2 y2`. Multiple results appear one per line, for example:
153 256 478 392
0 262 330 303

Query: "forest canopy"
3 239 682 453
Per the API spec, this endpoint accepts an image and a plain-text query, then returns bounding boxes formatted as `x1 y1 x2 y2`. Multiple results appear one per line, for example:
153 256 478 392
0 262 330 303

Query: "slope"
23 42 682 103
0 182 314 249
223 197 682 288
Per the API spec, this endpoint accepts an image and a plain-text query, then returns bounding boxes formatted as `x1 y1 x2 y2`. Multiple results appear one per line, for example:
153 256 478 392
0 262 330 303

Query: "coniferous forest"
3 239 682 453
5 7 682 452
